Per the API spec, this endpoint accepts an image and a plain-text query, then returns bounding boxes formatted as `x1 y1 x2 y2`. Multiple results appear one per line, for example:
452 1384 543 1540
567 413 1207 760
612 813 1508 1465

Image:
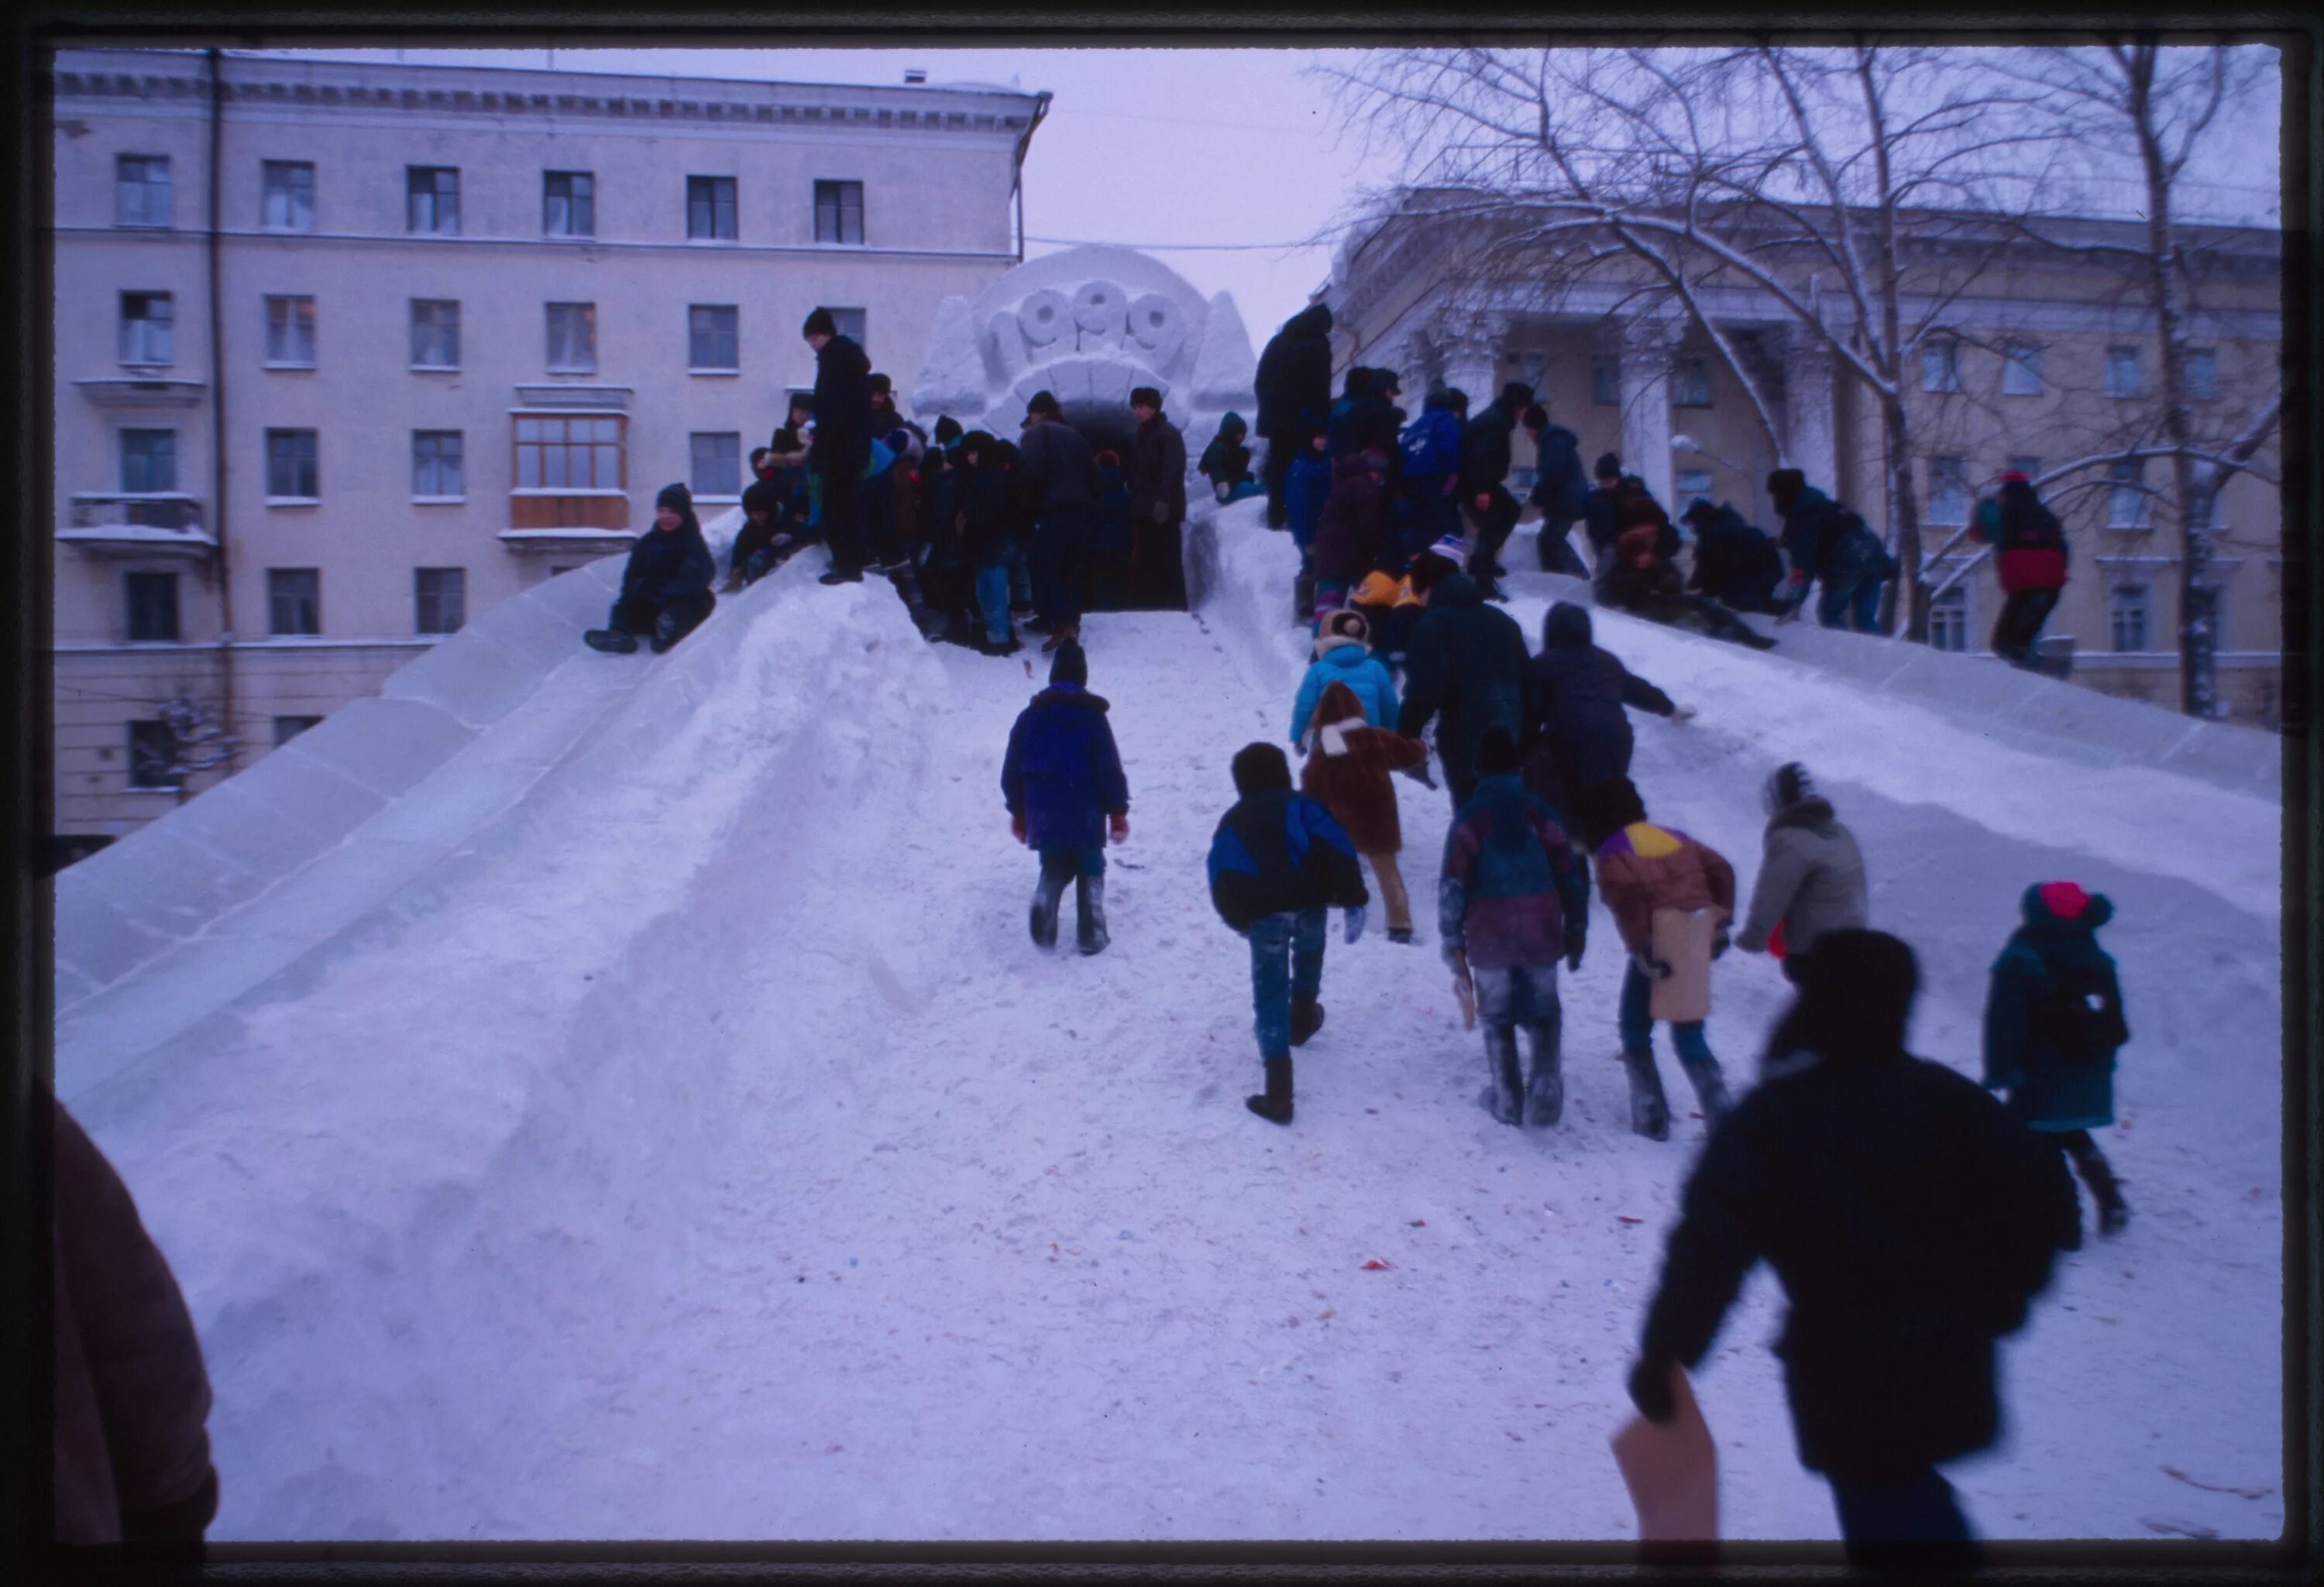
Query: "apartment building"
1328 198 2284 723
50 47 1048 850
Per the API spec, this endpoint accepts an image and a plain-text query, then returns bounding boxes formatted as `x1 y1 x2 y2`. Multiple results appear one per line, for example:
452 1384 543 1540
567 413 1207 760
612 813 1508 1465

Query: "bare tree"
1318 43 2062 639
1999 40 2278 717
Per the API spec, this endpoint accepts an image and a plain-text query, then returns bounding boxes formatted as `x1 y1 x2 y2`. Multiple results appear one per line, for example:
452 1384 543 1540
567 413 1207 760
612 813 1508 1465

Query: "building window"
2002 341 2042 396
514 414 624 489
267 568 321 636
688 304 739 371
545 302 596 373
115 154 170 228
410 300 461 369
119 291 174 366
2106 345 2143 399
128 720 180 788
120 429 177 493
265 295 316 366
1673 357 1713 407
544 170 595 238
412 431 464 497
687 175 737 241
407 166 460 235
1590 356 1620 406
1927 584 1969 653
1674 468 1713 505
2108 459 2148 528
815 306 867 350
2007 454 2043 483
689 432 741 497
2186 347 2218 401
813 179 865 244
125 572 180 642
1927 455 1968 526
2109 582 2150 651
1920 339 1961 393
265 429 319 500
272 715 322 747
414 568 467 634
262 160 315 230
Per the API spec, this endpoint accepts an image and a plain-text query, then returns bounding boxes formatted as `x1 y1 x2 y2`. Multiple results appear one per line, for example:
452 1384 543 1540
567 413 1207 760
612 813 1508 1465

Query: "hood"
1312 679 1367 730
1542 602 1593 649
1033 683 1110 713
1283 303 1333 340
1216 413 1248 438
1789 485 1832 516
1316 637 1371 665
2023 881 2114 930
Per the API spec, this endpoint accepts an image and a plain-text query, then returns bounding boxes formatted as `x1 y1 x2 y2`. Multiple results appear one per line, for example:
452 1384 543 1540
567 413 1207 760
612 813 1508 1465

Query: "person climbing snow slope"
1001 640 1130 956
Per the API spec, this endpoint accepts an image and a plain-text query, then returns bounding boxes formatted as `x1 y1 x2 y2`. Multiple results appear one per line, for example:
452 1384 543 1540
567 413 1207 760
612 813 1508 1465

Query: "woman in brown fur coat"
1301 680 1429 943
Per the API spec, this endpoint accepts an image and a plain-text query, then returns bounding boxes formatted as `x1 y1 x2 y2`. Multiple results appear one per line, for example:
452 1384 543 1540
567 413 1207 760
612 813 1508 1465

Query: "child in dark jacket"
1199 413 1260 502
958 431 1021 654
1208 741 1370 1125
1442 729 1592 1126
1001 641 1130 953
1311 446 1392 624
1575 775 1738 1140
586 483 718 654
1982 881 2133 1235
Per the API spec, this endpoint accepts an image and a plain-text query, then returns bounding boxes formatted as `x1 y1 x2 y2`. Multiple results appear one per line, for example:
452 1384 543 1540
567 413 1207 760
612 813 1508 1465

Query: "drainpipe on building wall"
207 49 239 776
1009 91 1052 263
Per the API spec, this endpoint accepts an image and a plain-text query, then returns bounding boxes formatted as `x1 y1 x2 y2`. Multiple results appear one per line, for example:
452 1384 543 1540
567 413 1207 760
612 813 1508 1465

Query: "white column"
1618 312 1680 510
1779 331 1838 494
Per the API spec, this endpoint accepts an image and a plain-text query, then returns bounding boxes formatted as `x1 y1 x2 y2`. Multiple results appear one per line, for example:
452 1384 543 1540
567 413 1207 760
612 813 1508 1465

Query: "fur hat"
800 307 837 338
1594 451 1622 481
1232 740 1293 797
1130 386 1163 409
1314 609 1370 656
1026 390 1061 419
1049 639 1088 687
1763 761 1816 815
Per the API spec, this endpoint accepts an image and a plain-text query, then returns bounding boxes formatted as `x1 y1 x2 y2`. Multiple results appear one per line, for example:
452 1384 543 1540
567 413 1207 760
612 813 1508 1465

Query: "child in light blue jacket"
1291 609 1401 747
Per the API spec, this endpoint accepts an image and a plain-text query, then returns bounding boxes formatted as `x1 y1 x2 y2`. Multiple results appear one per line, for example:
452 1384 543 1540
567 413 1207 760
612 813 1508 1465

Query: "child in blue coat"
1290 609 1401 746
1001 641 1130 954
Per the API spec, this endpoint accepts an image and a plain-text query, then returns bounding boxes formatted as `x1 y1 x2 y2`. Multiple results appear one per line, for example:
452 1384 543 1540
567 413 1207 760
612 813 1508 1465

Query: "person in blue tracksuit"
1440 728 1592 1127
1208 741 1370 1125
1001 641 1130 956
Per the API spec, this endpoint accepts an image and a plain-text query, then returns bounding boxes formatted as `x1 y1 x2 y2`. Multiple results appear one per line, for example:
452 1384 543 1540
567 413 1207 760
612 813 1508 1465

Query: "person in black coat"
1521 602 1688 815
1679 499 1787 613
1126 386 1189 610
1002 641 1130 953
1018 391 1100 652
1459 381 1532 599
1396 547 1532 811
1627 929 2082 1570
803 307 875 583
1520 406 1592 575
1254 302 1336 529
1581 452 1625 568
586 483 718 654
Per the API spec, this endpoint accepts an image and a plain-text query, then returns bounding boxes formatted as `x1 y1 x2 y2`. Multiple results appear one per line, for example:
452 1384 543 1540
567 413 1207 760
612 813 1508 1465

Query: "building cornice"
52 222 1016 266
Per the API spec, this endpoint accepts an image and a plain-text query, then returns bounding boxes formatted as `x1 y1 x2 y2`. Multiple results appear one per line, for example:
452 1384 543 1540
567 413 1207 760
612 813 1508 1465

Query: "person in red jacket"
49 1090 219 1549
1971 472 2070 667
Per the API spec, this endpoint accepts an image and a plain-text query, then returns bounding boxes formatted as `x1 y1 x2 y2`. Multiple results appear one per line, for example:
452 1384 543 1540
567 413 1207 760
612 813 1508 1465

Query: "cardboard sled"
1611 1364 1719 1542
1648 907 1718 1024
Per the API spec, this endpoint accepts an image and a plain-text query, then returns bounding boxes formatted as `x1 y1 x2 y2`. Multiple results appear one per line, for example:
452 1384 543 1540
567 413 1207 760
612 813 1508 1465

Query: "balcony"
74 376 208 408
59 493 216 558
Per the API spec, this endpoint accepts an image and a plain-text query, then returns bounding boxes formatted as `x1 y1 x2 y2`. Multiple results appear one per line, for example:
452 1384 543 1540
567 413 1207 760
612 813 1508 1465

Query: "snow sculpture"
911 244 1257 452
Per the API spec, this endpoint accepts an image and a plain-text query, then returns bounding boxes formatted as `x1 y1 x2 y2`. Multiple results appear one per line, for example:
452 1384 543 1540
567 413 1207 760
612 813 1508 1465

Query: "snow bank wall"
53 514 743 1088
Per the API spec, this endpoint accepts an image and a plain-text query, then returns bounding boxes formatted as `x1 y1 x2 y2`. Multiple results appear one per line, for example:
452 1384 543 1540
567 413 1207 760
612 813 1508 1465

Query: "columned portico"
1618 311 1683 510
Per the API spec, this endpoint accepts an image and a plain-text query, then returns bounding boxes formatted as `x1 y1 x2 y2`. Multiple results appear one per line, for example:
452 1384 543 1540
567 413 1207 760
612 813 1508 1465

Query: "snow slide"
58 500 2283 1544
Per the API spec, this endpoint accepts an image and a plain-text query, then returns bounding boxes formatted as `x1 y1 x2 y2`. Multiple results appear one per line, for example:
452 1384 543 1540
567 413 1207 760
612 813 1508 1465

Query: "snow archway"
910 245 1259 452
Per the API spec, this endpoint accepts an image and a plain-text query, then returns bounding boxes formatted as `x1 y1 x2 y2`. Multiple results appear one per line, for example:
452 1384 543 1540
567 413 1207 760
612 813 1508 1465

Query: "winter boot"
648 607 683 654
1075 874 1109 956
1524 1027 1564 1127
583 627 639 654
1679 1052 1734 1132
1289 998 1325 1048
1029 859 1072 950
1484 1027 1524 1125
1387 926 1415 946
1293 572 1317 624
2071 1142 2130 1236
1622 1049 1671 1141
819 565 864 586
1246 1056 1294 1125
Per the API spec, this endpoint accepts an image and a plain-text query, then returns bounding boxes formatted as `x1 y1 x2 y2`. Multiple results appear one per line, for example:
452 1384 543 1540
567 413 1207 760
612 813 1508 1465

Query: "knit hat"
1313 609 1370 656
1763 761 1816 815
788 392 816 416
1049 639 1088 687
933 415 963 446
741 477 779 518
1442 386 1470 414
1232 740 1293 797
1026 390 1061 419
1595 451 1622 481
801 307 837 338
868 372 892 396
1477 727 1524 777
1791 929 1920 1064
1766 468 1807 510
1130 386 1163 409
961 429 997 457
1680 497 1717 527
2037 880 2091 920
1427 534 1470 565
655 482 693 513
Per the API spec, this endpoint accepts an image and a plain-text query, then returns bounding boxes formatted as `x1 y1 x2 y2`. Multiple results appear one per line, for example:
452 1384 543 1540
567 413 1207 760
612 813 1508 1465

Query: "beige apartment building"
49 47 1047 852
1329 199 2284 723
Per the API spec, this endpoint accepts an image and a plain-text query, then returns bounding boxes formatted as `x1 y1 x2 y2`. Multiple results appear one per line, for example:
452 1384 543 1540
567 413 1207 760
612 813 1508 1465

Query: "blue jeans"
975 562 1013 644
1817 570 1886 633
1473 961 1560 1029
1037 843 1105 878
1830 1467 1977 1566
1246 908 1327 1060
1619 960 1713 1061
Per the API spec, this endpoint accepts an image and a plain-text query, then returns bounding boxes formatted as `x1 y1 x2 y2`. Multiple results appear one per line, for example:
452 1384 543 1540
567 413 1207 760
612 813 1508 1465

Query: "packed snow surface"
64 501 2284 1544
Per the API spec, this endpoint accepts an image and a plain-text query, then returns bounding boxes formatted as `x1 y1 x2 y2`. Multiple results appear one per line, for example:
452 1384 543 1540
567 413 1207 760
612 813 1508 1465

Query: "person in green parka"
1982 880 2132 1236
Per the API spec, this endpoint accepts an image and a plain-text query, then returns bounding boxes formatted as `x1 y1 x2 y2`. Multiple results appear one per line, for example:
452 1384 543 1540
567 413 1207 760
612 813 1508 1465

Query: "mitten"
1627 1357 1679 1425
1713 923 1731 960
1632 951 1672 981
1670 702 1697 722
1564 929 1586 974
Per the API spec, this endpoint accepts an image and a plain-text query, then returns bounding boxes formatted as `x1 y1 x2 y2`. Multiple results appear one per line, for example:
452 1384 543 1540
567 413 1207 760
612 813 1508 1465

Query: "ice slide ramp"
53 512 748 1105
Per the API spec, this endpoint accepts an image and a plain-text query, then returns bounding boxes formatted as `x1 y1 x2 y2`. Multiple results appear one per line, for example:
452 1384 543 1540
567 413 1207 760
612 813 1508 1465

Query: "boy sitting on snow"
1208 742 1370 1125
585 483 718 654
